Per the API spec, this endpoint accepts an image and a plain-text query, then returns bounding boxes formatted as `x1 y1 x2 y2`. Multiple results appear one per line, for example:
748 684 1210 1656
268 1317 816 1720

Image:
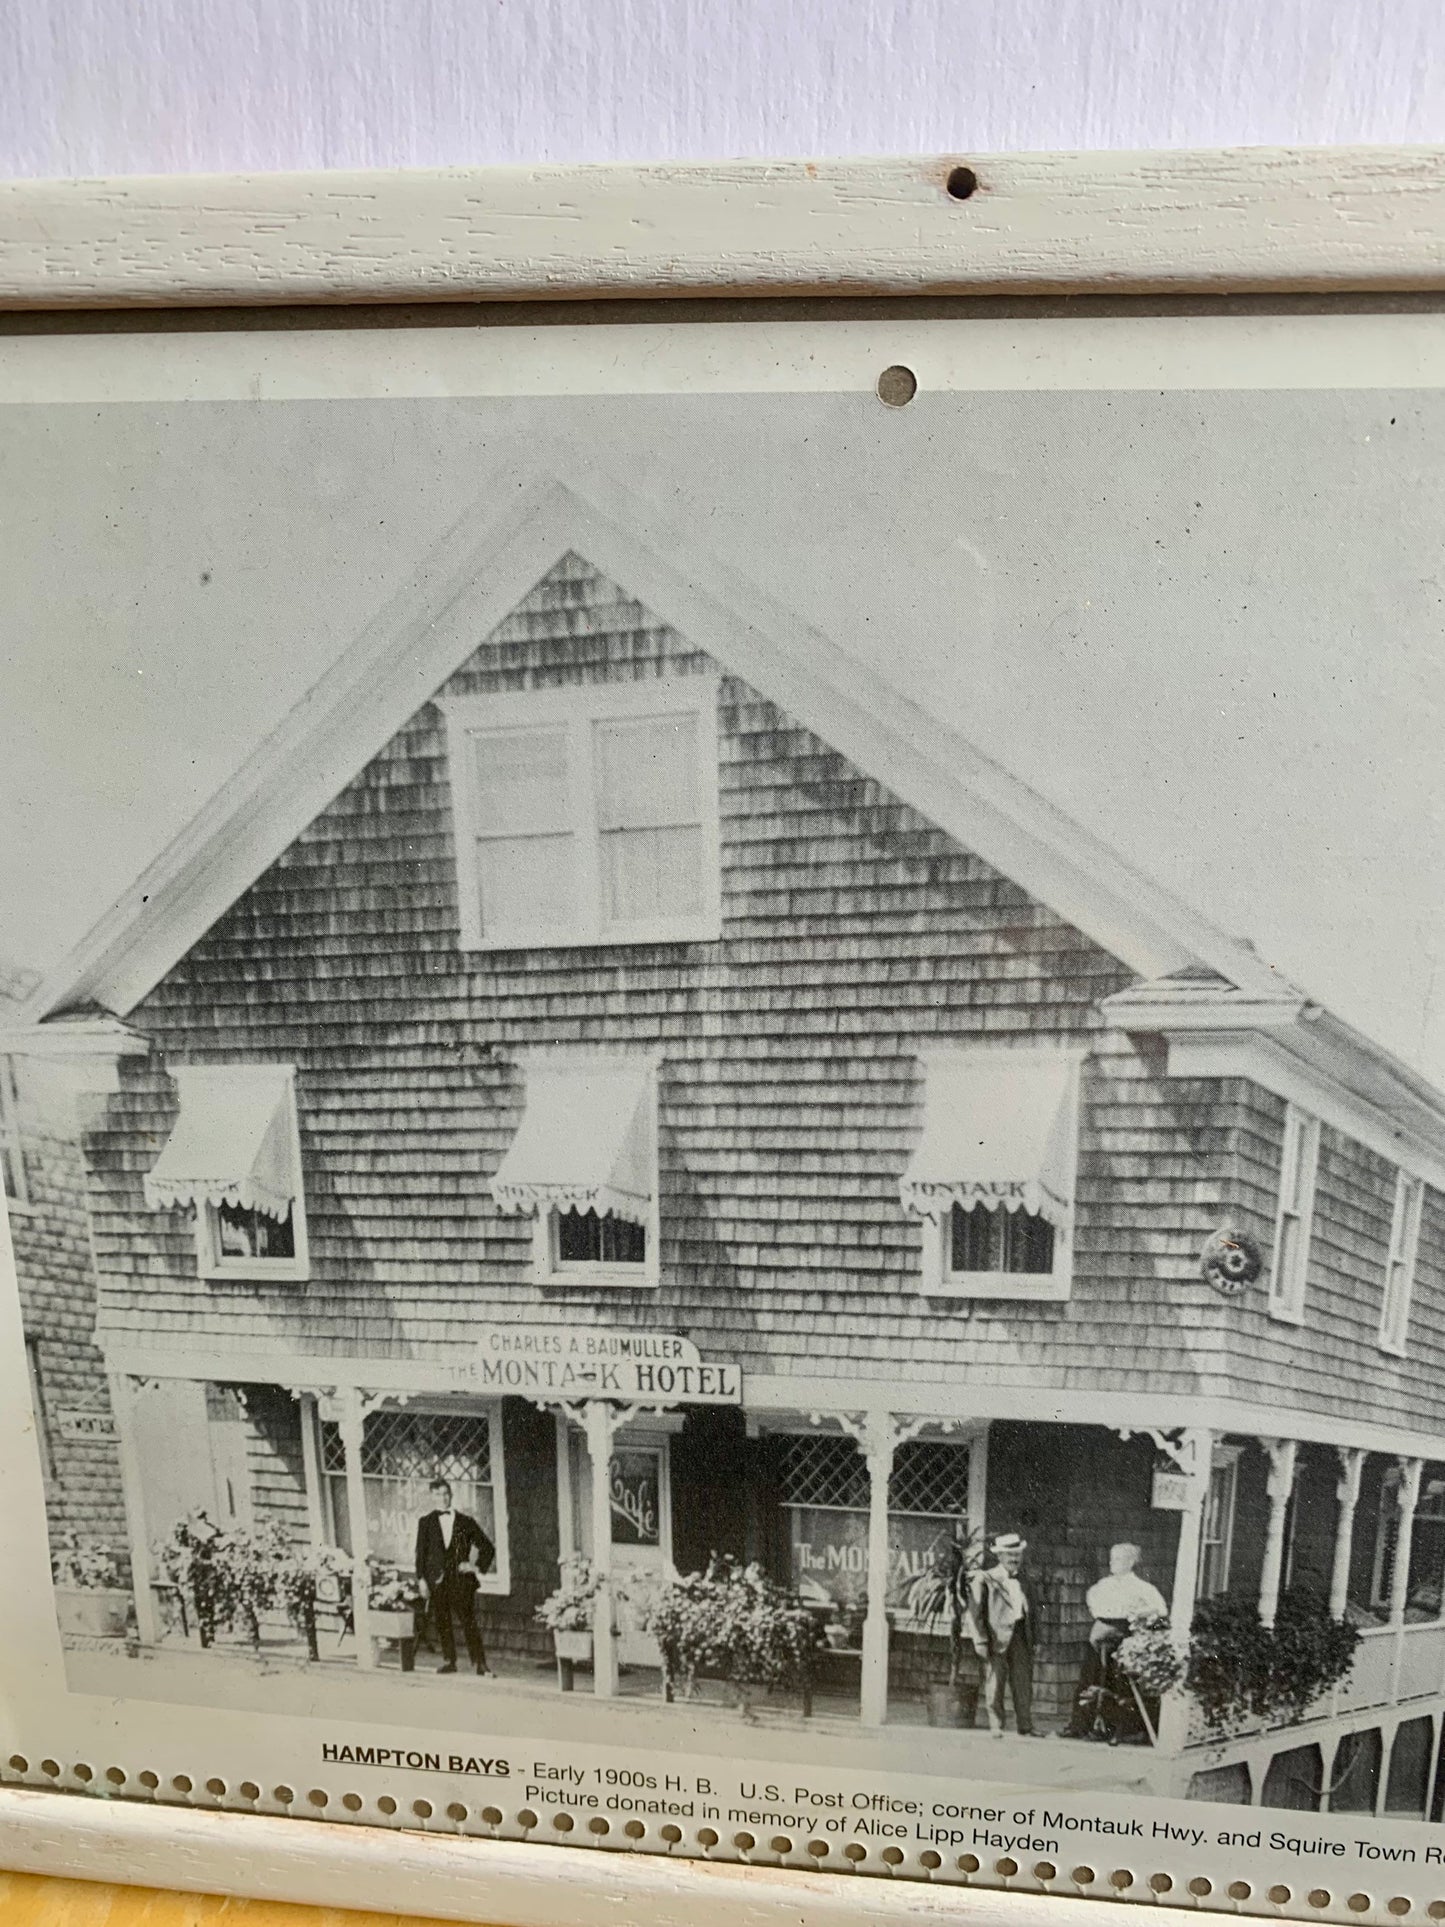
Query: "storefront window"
321 1408 495 1570
777 1433 972 1629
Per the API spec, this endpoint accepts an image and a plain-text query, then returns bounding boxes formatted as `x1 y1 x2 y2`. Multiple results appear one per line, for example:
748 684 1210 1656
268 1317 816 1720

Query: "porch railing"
1185 1618 1445 1749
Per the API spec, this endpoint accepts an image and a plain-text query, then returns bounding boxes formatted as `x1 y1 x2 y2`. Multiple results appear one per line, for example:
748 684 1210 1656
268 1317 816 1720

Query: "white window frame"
315 1396 511 1597
1267 1102 1320 1326
917 1050 1082 1304
1197 1443 1242 1599
442 676 722 953
530 1064 660 1291
0 1054 33 1214
1378 1170 1425 1358
194 1068 310 1285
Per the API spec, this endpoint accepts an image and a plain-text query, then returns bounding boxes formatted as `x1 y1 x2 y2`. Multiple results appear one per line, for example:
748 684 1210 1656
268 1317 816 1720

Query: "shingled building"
11 472 1445 1812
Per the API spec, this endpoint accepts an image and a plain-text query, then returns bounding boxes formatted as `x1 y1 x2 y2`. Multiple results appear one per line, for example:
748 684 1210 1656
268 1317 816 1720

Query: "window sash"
1269 1106 1319 1322
1379 1172 1424 1354
447 680 719 950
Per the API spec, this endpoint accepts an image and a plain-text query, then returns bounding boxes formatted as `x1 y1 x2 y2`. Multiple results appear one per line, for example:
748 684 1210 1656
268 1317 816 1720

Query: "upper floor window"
144 1064 310 1284
491 1056 659 1288
899 1047 1080 1301
1378 1171 1425 1358
0 1055 30 1210
1267 1103 1320 1325
442 678 721 952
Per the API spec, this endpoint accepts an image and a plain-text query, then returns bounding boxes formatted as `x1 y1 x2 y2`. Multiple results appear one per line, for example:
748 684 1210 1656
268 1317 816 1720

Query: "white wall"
3 0 1442 180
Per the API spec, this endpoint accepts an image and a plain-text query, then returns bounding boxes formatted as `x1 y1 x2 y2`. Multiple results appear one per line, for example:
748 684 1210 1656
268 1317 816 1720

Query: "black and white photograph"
3 316 1445 1839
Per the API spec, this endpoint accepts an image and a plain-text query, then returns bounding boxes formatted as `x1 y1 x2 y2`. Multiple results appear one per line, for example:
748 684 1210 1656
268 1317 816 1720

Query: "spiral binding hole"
10 1754 1445 1909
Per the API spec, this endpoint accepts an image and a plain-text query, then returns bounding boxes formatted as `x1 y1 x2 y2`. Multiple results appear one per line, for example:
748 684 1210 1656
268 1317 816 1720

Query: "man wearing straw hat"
969 1532 1040 1737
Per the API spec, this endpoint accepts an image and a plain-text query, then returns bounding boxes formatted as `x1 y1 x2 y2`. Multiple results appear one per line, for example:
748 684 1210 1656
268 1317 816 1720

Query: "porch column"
1390 1457 1425 1708
1258 1438 1298 1629
107 1371 159 1648
1155 1426 1212 1754
581 1400 619 1699
857 1411 910 1730
1389 1458 1424 1626
329 1388 374 1670
1330 1447 1365 1620
296 1392 325 1550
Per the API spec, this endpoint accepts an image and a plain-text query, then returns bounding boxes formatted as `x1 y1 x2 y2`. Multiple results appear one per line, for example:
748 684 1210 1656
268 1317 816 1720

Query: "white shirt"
1086 1571 1167 1621
438 1509 455 1548
997 1571 1028 1618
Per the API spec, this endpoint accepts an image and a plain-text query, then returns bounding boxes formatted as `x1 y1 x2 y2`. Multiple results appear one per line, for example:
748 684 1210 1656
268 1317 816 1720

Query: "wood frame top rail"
1 147 1443 309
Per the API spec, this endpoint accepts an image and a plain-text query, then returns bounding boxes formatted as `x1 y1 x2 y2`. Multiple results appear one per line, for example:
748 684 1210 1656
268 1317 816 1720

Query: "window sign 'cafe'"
465 1325 743 1404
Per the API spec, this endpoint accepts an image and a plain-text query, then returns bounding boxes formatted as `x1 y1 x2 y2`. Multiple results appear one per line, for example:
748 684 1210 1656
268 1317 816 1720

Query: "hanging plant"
1187 1586 1359 1735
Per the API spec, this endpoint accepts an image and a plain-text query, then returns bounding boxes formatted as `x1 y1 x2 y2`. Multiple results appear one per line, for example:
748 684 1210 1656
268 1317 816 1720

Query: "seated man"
1065 1541 1166 1741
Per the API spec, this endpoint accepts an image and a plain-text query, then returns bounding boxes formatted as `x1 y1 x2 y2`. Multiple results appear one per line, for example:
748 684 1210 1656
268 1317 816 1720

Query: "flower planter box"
55 1586 130 1641
367 1606 420 1671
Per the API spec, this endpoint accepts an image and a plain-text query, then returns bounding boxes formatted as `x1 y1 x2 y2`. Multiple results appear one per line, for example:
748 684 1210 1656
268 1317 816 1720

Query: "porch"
99 1365 1445 1797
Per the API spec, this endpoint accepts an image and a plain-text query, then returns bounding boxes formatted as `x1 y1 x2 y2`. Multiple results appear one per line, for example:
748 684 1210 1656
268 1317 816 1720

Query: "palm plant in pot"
901 1526 985 1728
51 1534 131 1640
536 1555 603 1663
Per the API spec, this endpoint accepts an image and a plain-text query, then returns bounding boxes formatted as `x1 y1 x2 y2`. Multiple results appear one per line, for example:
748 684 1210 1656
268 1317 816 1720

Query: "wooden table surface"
0 1873 493 1927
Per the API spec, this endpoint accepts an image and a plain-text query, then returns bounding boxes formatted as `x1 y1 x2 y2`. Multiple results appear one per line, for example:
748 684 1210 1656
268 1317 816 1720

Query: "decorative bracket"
1118 1426 1197 1476
1260 1436 1299 1507
528 1395 674 1451
821 1408 968 1473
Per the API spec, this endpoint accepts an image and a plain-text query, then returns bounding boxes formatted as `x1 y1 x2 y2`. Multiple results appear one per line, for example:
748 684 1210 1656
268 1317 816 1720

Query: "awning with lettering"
491 1061 653 1226
143 1065 299 1221
899 1051 1078 1226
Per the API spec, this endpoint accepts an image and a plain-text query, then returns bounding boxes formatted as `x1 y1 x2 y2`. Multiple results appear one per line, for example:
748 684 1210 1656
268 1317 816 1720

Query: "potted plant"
646 1555 820 1717
51 1535 131 1640
365 1555 421 1633
901 1526 984 1728
536 1556 602 1663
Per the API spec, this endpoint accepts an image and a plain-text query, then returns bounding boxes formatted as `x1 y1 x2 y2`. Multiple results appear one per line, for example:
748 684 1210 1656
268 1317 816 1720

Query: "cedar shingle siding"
7 1088 126 1552
81 556 1436 1430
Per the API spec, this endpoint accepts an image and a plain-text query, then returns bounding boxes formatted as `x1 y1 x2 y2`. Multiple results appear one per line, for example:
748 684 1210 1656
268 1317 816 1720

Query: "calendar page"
3 305 1445 1922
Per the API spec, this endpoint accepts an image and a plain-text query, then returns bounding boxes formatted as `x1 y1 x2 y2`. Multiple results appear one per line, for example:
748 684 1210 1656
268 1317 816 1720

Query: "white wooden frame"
1 149 1443 308
4 147 1445 1927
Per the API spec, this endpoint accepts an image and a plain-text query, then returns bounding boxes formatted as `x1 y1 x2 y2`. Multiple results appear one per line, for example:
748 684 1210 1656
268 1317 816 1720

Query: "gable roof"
20 446 1302 1027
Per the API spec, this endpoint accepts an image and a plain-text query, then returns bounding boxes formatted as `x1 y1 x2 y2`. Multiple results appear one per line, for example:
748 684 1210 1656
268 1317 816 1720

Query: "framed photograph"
2 148 1445 1927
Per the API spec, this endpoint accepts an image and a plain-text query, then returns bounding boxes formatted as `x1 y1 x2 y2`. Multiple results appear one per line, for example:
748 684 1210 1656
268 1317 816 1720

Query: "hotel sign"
471 1325 741 1404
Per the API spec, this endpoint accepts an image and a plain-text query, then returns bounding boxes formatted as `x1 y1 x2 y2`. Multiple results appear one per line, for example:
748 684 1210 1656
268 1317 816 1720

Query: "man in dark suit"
968 1532 1041 1737
415 1478 495 1675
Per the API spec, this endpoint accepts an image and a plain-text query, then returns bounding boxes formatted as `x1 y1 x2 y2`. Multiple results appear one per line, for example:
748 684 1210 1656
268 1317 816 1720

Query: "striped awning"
491 1061 653 1226
899 1051 1079 1226
144 1065 299 1222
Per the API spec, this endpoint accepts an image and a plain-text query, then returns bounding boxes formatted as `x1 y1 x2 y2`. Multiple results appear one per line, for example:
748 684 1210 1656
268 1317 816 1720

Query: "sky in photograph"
2 381 1442 1080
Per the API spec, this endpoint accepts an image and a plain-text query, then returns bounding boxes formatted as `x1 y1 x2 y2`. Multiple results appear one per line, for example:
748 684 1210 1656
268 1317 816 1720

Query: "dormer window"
900 1049 1081 1301
144 1064 309 1283
442 677 721 951
491 1057 659 1287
